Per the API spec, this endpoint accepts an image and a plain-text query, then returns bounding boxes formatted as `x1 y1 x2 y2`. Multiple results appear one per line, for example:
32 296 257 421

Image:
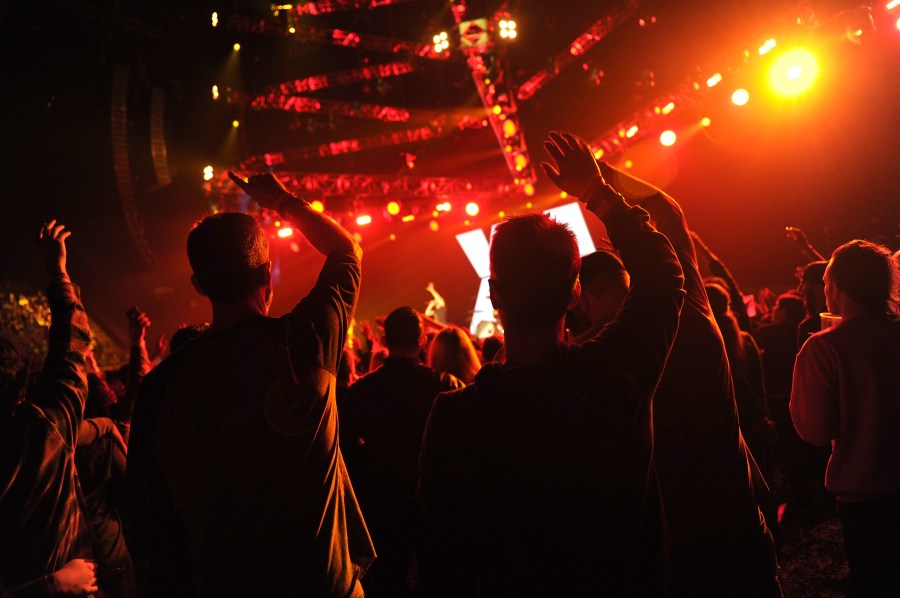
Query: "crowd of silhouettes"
1 131 899 597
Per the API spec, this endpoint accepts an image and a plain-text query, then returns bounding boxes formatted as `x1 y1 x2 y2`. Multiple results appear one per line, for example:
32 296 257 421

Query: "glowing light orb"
310 200 325 213
233 43 241 52
278 227 293 238
356 215 372 226
731 88 750 106
700 117 711 127
770 49 819 97
659 130 677 146
465 202 480 216
386 201 401 215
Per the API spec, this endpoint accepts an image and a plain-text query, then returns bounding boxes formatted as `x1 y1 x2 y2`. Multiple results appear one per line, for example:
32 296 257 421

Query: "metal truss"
517 0 638 102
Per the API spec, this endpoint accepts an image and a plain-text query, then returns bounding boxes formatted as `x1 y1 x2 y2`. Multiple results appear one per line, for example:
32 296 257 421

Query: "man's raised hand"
38 219 71 279
228 171 293 212
540 131 603 199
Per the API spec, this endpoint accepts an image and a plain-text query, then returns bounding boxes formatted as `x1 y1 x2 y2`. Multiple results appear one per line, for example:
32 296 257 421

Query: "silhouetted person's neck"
209 288 269 331
388 345 420 360
502 318 566 368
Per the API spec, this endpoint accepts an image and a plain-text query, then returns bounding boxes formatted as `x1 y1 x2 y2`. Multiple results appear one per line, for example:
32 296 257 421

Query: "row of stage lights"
203 164 533 242
602 39 822 154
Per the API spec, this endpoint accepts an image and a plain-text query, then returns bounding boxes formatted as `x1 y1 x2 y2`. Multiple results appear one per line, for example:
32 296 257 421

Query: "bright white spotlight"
659 130 677 146
499 19 517 40
731 88 750 106
770 48 819 97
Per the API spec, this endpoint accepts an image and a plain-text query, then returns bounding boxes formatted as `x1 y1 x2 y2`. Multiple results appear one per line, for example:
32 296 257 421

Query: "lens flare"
770 49 819 97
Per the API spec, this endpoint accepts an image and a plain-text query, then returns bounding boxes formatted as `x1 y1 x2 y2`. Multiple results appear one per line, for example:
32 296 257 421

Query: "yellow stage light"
769 49 819 97
356 215 372 226
386 201 401 215
310 200 325 212
465 202 480 216
731 88 750 106
278 227 294 238
700 117 711 127
707 73 723 88
233 43 241 52
759 38 776 55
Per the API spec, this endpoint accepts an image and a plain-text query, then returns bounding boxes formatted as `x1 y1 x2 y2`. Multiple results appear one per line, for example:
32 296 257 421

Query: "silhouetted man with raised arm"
1 221 99 596
418 132 685 595
127 174 374 596
579 158 782 596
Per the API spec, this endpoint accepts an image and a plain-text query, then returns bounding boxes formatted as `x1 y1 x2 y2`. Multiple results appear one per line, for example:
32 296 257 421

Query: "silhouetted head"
572 250 630 331
480 334 504 363
773 292 806 325
489 214 580 329
383 306 423 355
705 283 731 317
799 260 828 316
187 212 270 303
826 240 899 317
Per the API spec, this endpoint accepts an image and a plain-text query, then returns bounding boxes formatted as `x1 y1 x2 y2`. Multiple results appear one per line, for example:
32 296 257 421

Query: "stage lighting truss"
587 1 889 161
205 170 516 230
516 0 639 102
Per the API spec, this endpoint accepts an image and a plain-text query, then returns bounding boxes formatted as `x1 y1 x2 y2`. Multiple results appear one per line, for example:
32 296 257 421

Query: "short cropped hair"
775 293 807 324
490 213 580 326
829 240 899 316
187 212 270 303
383 307 423 352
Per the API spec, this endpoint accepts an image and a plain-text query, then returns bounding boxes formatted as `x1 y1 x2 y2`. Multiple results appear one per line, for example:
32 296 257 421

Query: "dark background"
2 0 898 353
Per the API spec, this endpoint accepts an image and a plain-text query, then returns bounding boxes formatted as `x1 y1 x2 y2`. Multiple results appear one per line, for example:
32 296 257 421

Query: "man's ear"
488 279 504 310
190 275 208 297
567 278 582 311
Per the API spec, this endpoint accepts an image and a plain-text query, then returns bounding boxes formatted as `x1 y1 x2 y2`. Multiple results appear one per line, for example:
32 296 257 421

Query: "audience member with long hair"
427 325 482 385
